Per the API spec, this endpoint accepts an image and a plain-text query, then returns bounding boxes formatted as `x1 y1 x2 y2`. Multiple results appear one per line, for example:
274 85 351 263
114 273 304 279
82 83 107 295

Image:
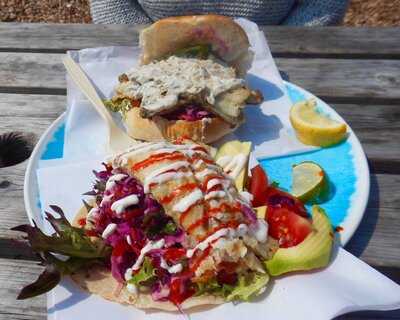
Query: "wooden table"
0 24 399 320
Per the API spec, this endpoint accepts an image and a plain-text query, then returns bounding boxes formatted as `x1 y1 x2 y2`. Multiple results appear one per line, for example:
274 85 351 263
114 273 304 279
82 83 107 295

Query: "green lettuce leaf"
225 273 269 301
11 206 111 299
104 98 132 114
195 272 269 302
174 44 211 59
127 257 157 286
12 205 110 259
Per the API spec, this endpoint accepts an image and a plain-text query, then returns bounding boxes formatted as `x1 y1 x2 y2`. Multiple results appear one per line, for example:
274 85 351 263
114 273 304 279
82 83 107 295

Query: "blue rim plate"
24 81 370 245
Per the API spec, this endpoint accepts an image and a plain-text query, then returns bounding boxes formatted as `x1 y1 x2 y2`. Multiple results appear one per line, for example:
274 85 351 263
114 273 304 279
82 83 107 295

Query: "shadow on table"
344 173 379 258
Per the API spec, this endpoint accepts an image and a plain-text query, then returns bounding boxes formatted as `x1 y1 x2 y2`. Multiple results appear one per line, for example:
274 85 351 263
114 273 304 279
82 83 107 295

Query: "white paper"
36 18 400 319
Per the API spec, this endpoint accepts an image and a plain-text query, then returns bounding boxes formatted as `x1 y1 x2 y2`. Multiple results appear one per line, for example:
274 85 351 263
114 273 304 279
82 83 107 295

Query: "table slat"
1 24 400 58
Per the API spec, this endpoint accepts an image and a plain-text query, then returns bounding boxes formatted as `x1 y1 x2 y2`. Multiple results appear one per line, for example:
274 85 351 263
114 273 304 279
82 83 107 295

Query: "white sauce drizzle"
160 258 183 274
144 171 193 193
144 161 190 187
204 190 226 201
126 235 132 246
131 239 165 271
216 154 248 179
172 189 203 212
105 173 127 190
111 194 139 215
239 191 254 204
186 219 268 258
126 283 138 295
195 168 215 180
102 223 117 239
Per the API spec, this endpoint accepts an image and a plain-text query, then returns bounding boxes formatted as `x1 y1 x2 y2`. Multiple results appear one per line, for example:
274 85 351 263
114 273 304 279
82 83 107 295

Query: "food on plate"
264 206 334 276
291 161 329 203
290 99 347 147
14 139 334 311
215 140 252 191
105 15 263 143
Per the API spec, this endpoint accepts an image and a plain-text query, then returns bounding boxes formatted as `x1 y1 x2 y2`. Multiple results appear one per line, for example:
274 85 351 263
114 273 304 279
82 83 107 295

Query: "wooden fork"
62 56 137 154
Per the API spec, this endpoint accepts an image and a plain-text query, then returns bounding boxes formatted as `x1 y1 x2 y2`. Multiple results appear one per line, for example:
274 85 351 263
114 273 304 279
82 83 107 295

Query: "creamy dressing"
102 223 117 239
217 154 248 179
204 190 226 201
131 239 165 271
172 188 203 212
126 283 138 295
186 219 268 258
126 235 132 246
195 168 216 180
250 219 268 243
160 258 183 274
239 191 254 204
144 171 193 193
105 173 127 190
122 56 243 113
144 161 190 187
111 194 139 215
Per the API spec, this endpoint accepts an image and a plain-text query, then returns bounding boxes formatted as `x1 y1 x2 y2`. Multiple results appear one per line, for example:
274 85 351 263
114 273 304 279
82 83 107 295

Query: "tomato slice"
164 248 186 263
265 187 308 217
267 207 312 248
169 278 195 305
249 165 269 207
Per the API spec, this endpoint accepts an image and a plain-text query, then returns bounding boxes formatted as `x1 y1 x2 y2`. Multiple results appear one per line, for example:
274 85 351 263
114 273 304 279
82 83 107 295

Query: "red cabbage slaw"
162 105 215 121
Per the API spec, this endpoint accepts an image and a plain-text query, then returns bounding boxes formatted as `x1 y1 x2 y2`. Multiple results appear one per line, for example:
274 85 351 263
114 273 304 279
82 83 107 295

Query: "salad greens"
12 206 111 300
127 257 157 286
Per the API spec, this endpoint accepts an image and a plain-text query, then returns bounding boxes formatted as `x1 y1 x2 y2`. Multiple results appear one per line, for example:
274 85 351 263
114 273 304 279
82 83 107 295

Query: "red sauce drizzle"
132 152 185 171
159 183 198 204
190 245 212 272
78 218 86 226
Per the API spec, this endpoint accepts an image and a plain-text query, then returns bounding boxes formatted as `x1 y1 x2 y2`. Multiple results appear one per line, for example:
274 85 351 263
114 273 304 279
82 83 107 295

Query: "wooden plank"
1 24 400 58
332 103 400 174
0 258 46 320
274 58 400 102
1 52 400 101
0 256 397 320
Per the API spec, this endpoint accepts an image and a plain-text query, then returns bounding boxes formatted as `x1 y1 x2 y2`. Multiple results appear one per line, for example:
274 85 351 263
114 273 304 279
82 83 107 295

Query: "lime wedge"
292 161 329 203
290 99 347 147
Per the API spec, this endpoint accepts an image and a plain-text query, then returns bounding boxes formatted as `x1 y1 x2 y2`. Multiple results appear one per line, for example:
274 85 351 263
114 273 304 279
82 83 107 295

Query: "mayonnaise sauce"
144 171 193 193
105 173 128 191
172 188 203 212
160 258 183 274
102 223 117 239
111 194 139 215
131 239 165 271
204 190 226 201
122 56 243 113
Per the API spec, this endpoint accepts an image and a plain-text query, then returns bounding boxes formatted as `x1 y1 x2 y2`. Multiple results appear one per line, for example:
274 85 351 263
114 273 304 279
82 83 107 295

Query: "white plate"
24 82 369 245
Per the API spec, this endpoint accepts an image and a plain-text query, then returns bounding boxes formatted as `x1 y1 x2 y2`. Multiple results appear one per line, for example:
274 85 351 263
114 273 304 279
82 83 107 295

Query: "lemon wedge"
292 161 329 203
290 99 347 147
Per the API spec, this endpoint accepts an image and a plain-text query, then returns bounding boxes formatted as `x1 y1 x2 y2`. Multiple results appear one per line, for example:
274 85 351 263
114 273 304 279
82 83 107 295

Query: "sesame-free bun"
123 108 236 143
139 15 251 74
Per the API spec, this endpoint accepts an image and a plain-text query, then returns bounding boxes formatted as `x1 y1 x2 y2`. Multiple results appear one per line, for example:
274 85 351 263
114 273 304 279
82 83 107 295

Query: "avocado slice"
215 141 251 191
255 206 267 219
265 206 334 276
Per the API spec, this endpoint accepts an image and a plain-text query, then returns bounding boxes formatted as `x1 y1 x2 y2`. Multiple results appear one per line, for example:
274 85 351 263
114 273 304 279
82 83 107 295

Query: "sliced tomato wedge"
249 165 269 207
265 187 308 217
164 248 186 263
267 207 312 248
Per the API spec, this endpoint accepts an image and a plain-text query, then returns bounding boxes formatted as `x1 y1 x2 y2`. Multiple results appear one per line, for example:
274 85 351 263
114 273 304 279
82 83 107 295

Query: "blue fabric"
90 0 349 26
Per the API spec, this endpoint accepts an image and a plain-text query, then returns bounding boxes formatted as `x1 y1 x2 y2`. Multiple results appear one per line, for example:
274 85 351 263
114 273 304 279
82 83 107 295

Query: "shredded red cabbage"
241 204 257 224
88 165 185 284
163 105 214 121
